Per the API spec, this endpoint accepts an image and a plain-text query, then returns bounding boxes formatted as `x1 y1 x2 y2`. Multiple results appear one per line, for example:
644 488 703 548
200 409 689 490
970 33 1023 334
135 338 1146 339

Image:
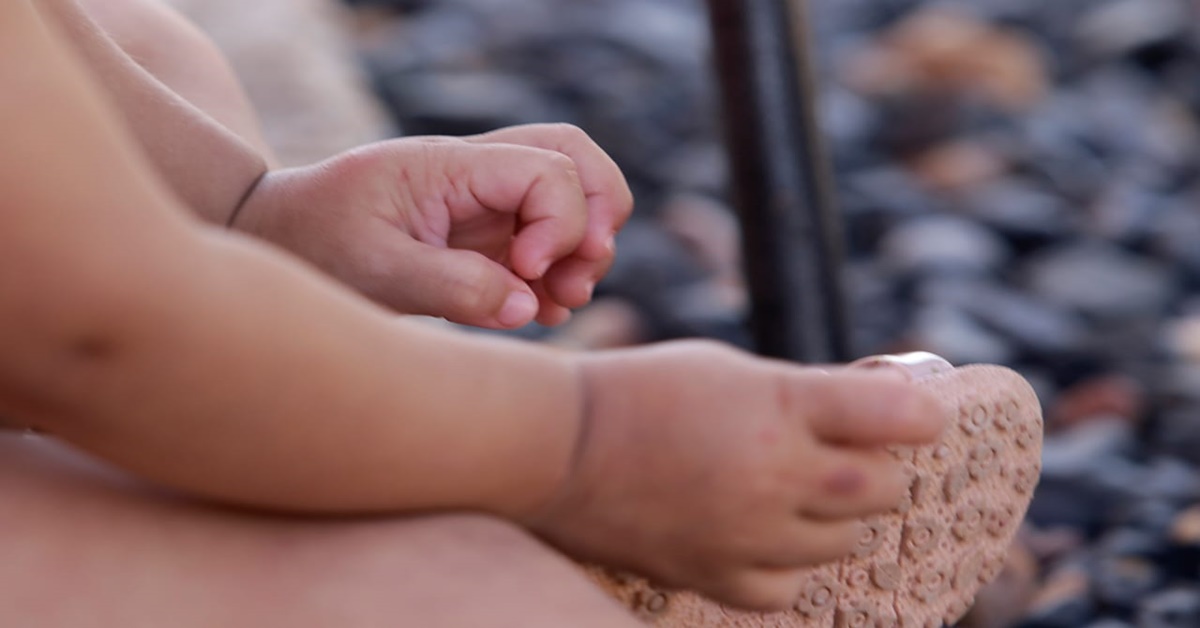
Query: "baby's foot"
592 353 1044 628
532 342 946 611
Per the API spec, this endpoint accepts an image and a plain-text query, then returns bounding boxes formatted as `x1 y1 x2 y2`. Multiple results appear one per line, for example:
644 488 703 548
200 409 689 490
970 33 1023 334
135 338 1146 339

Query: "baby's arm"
2 0 581 519
40 0 625 328
74 0 274 158
35 0 268 225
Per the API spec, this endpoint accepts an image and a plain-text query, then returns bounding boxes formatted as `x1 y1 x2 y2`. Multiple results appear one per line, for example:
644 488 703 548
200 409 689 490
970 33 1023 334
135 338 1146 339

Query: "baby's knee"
297 514 642 628
314 513 570 578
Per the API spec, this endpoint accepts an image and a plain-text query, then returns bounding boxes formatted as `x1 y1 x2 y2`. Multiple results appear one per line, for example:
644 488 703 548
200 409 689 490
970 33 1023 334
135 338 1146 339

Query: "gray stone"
909 305 1016 366
1090 179 1172 244
1040 418 1139 477
1150 201 1200 279
377 71 567 136
844 167 943 218
1025 242 1177 321
565 0 709 70
920 279 1089 355
1076 0 1189 59
1152 408 1200 467
1137 588 1200 628
1138 457 1200 504
880 215 1012 276
822 87 879 149
961 179 1078 241
1093 553 1164 613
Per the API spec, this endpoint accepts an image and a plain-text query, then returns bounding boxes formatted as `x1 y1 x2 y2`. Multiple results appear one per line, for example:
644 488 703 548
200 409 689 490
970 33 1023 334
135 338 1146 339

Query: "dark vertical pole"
705 0 851 363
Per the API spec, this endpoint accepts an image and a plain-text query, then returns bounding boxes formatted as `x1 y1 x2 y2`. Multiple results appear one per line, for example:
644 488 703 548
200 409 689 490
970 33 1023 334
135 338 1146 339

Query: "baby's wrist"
517 351 604 527
224 167 294 235
225 167 271 228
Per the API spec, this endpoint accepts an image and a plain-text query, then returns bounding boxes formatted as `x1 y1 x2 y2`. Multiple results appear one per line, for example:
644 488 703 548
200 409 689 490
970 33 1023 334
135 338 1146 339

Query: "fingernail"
583 281 596 301
604 236 616 254
535 259 552 279
497 292 538 327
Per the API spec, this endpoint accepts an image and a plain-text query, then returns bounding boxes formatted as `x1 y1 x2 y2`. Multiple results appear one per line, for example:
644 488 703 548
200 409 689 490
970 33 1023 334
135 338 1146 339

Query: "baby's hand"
529 341 946 610
234 124 633 328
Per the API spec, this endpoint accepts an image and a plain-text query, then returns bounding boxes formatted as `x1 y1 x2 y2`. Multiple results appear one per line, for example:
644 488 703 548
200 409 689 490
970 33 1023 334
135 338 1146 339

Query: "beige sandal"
590 353 1044 628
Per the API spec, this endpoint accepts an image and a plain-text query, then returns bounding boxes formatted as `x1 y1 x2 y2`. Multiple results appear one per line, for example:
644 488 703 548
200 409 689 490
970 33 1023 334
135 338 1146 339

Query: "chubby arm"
74 0 274 158
33 0 268 225
39 0 630 329
0 0 581 518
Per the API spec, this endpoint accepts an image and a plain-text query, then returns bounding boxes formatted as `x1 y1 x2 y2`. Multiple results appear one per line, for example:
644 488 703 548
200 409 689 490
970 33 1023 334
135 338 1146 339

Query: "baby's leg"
0 434 640 628
76 0 274 159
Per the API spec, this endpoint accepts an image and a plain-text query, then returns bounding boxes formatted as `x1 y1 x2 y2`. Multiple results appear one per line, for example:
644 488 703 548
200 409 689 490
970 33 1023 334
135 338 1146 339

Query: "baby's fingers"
541 253 615 310
530 279 573 327
456 143 589 281
468 124 634 261
373 239 539 329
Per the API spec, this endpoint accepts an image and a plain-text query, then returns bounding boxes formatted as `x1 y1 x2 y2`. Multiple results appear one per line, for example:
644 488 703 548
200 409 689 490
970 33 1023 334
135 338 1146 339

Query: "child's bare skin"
233 126 633 328
46 0 632 329
538 345 941 609
2 0 946 620
0 434 645 628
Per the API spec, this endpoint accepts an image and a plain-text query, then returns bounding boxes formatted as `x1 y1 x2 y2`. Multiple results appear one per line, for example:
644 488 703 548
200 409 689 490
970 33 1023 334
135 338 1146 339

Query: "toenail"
848 352 954 380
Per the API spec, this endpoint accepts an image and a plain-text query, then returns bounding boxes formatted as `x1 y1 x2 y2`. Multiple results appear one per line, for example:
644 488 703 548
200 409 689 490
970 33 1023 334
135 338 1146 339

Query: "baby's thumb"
379 243 539 329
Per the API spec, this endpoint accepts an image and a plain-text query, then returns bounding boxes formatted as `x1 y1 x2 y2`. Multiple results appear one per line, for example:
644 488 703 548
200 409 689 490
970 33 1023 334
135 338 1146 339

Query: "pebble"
844 6 1048 110
1050 375 1145 430
375 70 567 136
1075 0 1189 60
1025 242 1176 322
1092 554 1164 614
1028 420 1135 532
657 194 742 279
1136 588 1200 628
880 215 1013 276
960 179 1079 243
909 305 1017 366
1019 563 1096 627
907 139 1009 192
921 280 1088 357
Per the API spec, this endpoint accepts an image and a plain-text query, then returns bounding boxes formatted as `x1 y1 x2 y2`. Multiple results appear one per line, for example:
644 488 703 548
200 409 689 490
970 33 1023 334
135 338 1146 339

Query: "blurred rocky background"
178 0 1200 625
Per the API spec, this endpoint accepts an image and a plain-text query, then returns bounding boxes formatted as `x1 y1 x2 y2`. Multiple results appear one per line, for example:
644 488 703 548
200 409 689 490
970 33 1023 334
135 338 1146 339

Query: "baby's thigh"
0 434 638 628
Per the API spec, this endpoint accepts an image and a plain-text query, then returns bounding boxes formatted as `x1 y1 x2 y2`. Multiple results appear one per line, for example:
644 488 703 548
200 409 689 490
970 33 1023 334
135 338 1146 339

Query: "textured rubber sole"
589 354 1044 628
